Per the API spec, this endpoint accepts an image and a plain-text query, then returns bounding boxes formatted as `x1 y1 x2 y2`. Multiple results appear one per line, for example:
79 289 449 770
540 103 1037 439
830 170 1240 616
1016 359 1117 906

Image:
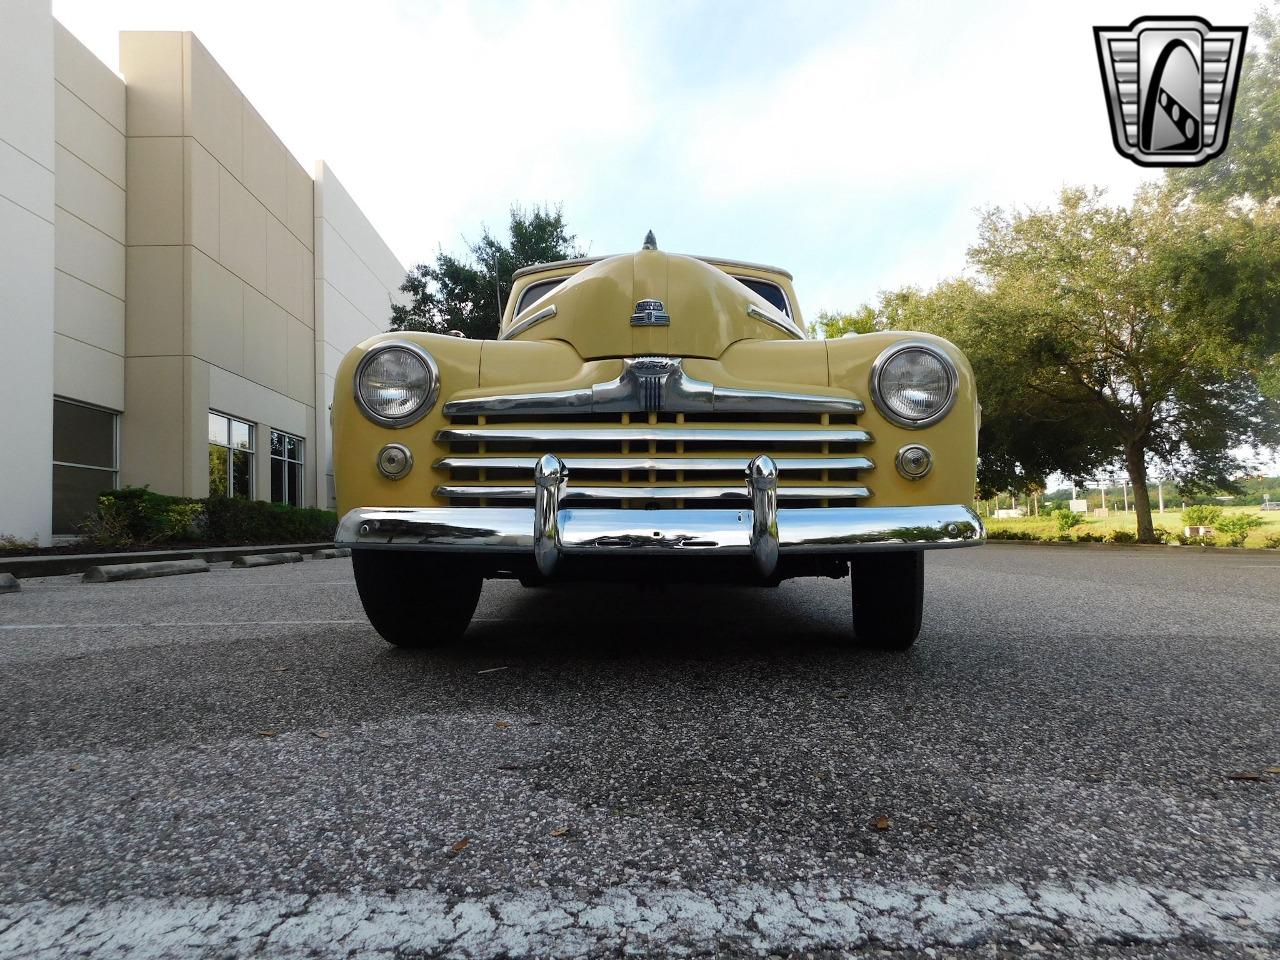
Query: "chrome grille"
434 411 873 508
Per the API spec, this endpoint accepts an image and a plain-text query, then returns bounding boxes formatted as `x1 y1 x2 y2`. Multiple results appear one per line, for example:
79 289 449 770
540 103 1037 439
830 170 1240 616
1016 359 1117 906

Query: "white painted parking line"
0 879 1276 958
0 620 367 630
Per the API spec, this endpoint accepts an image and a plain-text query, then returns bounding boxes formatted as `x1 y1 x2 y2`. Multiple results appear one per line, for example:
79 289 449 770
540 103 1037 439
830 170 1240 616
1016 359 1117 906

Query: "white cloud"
52 0 1261 312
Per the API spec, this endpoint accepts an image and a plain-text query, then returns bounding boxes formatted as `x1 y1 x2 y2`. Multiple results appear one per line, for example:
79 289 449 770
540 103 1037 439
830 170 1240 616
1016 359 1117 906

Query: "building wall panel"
124 245 183 357
54 82 126 189
55 270 125 355
55 207 125 301
55 145 125 243
125 136 183 246
119 32 184 138
54 333 124 411
217 166 267 290
243 285 289 394
54 21 125 134
186 36 243 179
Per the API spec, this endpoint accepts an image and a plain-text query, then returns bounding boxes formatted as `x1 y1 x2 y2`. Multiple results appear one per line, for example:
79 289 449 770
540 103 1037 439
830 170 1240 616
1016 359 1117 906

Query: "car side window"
514 278 566 316
732 277 791 317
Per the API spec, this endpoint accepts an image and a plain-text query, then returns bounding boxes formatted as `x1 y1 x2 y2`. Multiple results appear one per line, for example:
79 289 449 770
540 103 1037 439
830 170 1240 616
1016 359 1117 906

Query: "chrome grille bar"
434 455 874 473
437 426 872 445
436 484 872 502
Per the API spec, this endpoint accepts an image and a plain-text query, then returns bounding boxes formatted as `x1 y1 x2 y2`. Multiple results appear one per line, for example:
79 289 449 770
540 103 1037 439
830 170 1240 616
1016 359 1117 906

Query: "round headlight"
870 342 957 427
354 342 439 427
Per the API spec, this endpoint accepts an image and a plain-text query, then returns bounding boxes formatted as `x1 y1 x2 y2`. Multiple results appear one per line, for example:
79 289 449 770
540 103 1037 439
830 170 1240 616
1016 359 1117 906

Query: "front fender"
825 331 979 508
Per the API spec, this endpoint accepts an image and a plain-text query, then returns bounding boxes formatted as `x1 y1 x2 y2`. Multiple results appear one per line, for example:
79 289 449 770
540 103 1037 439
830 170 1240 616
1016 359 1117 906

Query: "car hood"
502 250 802 360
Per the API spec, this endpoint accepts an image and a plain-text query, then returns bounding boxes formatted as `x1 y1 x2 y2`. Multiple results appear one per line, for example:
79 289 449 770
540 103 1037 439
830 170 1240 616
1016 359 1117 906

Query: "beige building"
0 0 407 545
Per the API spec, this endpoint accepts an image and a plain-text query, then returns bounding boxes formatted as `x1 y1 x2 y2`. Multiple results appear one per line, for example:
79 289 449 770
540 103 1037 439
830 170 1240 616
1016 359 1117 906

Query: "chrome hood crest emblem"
631 299 671 327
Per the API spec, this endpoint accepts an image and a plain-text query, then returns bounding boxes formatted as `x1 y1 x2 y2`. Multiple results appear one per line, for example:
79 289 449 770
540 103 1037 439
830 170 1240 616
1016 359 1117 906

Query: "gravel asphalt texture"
0 544 1277 957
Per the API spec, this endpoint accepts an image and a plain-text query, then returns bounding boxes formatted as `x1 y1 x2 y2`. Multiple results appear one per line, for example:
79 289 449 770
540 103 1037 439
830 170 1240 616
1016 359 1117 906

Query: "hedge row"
83 487 337 547
987 527 1280 549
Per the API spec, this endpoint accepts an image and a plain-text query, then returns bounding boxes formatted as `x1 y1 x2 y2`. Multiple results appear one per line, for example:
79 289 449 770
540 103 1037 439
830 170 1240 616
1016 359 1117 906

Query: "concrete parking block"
231 551 304 568
311 548 351 560
81 559 210 583
0 572 20 593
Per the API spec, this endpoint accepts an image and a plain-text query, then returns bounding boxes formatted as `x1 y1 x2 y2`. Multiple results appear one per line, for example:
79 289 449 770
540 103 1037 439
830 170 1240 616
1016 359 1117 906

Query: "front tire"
850 550 923 651
351 550 482 648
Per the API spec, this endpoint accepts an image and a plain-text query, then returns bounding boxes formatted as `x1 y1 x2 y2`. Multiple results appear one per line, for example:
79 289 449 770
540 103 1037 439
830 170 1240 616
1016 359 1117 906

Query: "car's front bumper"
336 499 984 580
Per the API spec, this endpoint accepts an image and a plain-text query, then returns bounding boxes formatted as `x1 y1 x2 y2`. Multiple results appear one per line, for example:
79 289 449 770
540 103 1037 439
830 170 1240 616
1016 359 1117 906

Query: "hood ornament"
631 299 671 327
641 230 658 250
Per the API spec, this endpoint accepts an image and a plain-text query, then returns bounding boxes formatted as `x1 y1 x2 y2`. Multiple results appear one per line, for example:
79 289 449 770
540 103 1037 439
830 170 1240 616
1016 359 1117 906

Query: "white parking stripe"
1 880 1276 958
0 620 367 629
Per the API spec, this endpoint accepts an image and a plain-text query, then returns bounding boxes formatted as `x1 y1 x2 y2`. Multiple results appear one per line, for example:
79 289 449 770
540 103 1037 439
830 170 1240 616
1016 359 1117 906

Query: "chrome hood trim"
499 303 557 341
443 357 863 417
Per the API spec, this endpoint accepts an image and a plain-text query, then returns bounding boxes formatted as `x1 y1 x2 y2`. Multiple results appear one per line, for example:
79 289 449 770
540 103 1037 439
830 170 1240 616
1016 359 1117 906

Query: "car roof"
512 255 794 282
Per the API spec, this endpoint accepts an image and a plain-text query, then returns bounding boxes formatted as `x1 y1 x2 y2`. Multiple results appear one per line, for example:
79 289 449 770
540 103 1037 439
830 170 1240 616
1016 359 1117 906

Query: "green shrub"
1264 534 1280 550
1074 531 1104 542
83 487 201 546
0 533 39 552
1215 513 1264 547
204 497 336 544
1053 508 1083 534
1181 504 1223 527
1107 529 1137 543
81 486 336 547
1151 526 1174 544
987 529 1038 541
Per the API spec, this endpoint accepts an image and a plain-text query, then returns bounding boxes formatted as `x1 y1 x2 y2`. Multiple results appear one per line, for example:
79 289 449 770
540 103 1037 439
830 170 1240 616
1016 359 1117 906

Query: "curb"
985 539 1276 556
82 558 211 583
312 548 351 560
0 543 333 579
0 572 20 594
231 552 304 568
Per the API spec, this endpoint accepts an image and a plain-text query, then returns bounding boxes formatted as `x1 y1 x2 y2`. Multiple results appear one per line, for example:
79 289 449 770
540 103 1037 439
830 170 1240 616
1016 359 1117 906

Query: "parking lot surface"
1 544 1277 958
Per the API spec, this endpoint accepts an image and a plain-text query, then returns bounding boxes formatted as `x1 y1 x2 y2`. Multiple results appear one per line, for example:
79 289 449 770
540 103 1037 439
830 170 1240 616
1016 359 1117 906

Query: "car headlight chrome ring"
869 340 958 428
354 340 440 428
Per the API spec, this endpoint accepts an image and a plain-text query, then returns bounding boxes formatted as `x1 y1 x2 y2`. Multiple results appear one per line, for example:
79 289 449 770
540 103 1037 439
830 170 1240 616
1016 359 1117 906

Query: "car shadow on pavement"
415 580 867 663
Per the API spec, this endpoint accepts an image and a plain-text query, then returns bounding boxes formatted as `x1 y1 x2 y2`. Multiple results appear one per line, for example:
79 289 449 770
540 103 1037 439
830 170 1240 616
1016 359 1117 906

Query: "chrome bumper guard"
336 454 984 578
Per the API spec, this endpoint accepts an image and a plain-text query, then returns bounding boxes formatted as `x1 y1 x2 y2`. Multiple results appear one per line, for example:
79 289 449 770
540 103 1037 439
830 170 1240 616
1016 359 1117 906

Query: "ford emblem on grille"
631 299 671 327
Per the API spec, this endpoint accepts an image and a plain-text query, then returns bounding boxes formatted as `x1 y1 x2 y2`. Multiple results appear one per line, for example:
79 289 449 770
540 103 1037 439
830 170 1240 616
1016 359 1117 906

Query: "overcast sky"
53 0 1260 318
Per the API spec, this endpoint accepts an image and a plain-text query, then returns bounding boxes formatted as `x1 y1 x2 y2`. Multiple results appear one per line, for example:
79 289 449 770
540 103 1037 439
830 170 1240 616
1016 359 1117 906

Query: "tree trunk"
1124 445 1156 542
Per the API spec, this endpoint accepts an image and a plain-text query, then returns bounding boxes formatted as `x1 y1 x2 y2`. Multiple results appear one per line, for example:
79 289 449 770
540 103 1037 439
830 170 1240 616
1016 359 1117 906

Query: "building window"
208 411 254 498
53 399 119 535
270 430 304 506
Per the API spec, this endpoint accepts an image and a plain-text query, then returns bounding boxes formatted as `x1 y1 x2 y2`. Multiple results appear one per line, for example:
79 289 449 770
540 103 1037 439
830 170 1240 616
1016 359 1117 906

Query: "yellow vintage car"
333 233 983 650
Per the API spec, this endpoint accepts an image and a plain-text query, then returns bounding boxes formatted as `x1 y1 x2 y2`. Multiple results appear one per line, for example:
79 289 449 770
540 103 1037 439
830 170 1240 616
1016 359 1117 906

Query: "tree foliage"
390 205 583 340
856 277 1111 497
1168 3 1280 204
813 307 879 339
852 187 1280 541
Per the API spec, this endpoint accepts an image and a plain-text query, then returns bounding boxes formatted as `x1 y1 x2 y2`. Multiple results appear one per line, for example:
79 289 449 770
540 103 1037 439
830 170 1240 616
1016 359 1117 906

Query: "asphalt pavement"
0 544 1278 958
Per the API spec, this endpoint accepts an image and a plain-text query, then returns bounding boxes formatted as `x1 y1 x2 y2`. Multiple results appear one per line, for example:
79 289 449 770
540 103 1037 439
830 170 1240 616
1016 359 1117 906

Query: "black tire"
849 550 924 651
351 550 482 648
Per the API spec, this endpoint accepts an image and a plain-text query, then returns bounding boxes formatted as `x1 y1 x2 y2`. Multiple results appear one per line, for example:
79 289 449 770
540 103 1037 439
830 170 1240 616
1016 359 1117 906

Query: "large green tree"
876 187 1280 541
390 205 583 340
861 280 1111 498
